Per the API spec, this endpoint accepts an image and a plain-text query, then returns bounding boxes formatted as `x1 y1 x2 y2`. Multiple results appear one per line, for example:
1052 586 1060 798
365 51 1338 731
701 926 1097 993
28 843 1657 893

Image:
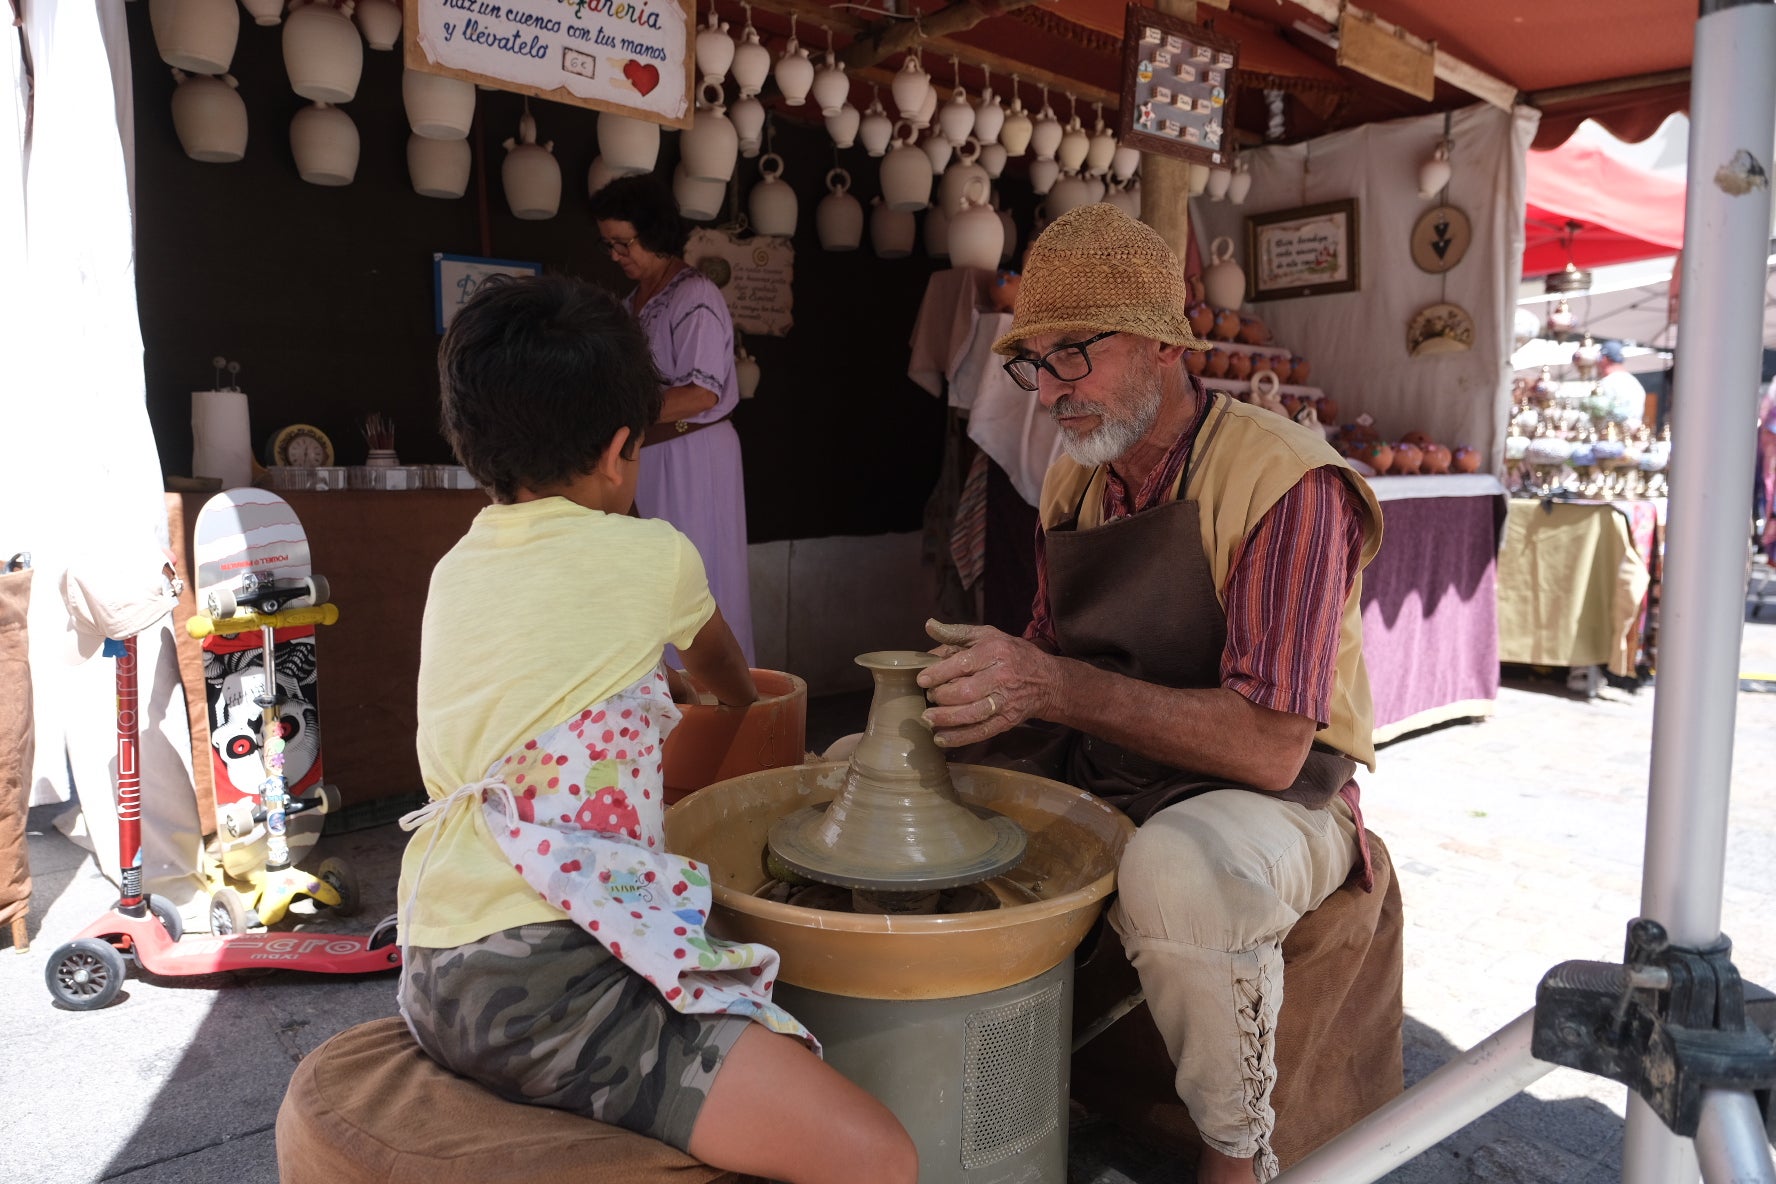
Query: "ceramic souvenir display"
674 163 725 222
880 121 933 212
923 204 949 261
1211 308 1241 341
730 95 766 157
1237 316 1270 346
947 177 1003 271
1029 92 1062 161
1205 165 1232 201
170 70 248 163
939 86 976 147
403 67 474 139
1111 142 1140 183
731 22 770 97
283 0 362 104
1085 106 1116 176
1227 158 1253 204
696 9 734 85
501 105 560 220
1187 302 1215 339
598 111 660 177
239 0 285 26
290 100 357 185
1056 108 1089 172
979 141 1008 179
1028 156 1059 196
1452 445 1481 473
826 103 860 149
921 132 953 175
151 0 240 75
682 81 738 183
937 138 989 220
989 270 1021 311
817 168 863 251
973 80 1005 146
891 54 932 124
748 153 798 238
354 0 400 50
1390 442 1424 475
408 133 470 199
1227 351 1252 381
911 82 938 131
858 91 894 157
998 91 1033 156
1204 349 1229 378
812 52 851 117
586 154 619 196
735 345 761 399
774 29 814 107
871 197 916 258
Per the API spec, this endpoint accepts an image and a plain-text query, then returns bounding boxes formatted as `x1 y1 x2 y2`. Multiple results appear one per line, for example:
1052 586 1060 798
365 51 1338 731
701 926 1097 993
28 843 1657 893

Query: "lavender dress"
628 266 755 663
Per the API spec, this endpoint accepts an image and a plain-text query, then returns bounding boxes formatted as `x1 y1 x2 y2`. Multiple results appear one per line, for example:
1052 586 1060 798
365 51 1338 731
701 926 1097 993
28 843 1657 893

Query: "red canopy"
1521 135 1687 277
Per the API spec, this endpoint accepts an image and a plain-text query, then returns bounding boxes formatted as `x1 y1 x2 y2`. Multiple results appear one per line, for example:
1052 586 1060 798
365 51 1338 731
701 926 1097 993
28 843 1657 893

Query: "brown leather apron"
1038 393 1356 826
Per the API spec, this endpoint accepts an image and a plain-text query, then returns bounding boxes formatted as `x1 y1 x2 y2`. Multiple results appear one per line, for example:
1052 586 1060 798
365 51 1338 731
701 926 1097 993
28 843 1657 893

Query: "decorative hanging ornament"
1106 176 1140 218
858 86 893 157
811 34 851 117
150 0 240 75
674 163 726 221
1056 95 1089 172
695 8 734 86
502 101 560 220
682 80 738 183
973 66 1005 146
403 66 474 139
730 95 766 158
773 14 814 107
749 153 799 237
587 154 620 196
354 0 401 50
880 120 933 212
871 197 916 259
891 53 932 126
978 141 1007 179
1085 103 1116 176
409 134 470 198
923 204 949 261
170 69 247 163
239 0 284 27
937 137 989 220
290 100 357 185
598 112 659 177
1205 166 1232 201
1029 87 1062 162
1045 170 1091 219
283 0 362 104
999 81 1033 157
912 78 939 131
826 103 860 150
1418 139 1452 199
921 131 952 175
731 6 771 98
817 168 864 251
1028 155 1059 196
1111 141 1140 183
1227 156 1253 204
736 344 762 399
947 175 1003 271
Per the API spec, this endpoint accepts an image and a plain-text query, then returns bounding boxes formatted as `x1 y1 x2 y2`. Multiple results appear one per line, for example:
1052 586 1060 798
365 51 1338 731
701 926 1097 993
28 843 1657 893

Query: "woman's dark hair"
438 274 662 502
588 174 690 258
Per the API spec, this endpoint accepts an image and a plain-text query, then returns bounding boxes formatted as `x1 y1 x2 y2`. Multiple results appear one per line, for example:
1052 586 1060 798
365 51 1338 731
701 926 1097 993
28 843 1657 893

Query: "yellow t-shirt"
398 498 716 948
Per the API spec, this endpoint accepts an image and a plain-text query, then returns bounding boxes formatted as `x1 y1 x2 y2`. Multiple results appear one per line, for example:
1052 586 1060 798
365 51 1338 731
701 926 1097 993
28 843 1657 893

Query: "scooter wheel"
146 894 184 944
368 914 399 950
45 939 128 1011
304 575 331 607
318 857 361 917
209 887 251 936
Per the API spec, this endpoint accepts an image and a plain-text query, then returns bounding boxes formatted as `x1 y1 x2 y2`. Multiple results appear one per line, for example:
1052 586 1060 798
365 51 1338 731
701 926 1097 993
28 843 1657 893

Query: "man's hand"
916 619 1060 748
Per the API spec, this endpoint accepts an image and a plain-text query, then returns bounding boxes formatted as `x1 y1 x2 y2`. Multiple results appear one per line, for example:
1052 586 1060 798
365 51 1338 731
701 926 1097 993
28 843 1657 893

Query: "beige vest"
1039 397 1384 770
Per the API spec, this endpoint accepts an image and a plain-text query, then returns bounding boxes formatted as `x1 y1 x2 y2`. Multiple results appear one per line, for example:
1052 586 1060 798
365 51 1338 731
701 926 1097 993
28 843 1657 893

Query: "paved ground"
3 614 1773 1184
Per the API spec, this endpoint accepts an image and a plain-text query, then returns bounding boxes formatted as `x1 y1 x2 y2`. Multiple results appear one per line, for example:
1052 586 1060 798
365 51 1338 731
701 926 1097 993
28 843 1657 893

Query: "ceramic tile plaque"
1117 4 1239 168
404 0 693 128
686 229 794 337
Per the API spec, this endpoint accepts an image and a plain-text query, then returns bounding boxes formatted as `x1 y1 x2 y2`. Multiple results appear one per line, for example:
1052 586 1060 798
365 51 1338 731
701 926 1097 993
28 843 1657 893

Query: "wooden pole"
1140 0 1196 264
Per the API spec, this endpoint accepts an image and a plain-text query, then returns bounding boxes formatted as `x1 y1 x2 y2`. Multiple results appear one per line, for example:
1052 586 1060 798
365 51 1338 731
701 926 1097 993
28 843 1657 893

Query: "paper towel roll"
191 389 253 488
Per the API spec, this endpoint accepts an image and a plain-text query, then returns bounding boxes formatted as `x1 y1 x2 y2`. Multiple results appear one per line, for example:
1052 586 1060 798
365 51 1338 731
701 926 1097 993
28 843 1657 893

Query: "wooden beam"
838 0 1048 73
1525 69 1690 109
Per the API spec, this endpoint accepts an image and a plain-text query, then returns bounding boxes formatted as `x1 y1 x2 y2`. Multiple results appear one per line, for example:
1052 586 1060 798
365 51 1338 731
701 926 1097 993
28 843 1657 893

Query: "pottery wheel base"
767 802 1027 893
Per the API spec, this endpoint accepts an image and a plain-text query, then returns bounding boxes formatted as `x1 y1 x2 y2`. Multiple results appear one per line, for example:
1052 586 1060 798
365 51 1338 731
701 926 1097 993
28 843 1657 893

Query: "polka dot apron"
402 665 813 1049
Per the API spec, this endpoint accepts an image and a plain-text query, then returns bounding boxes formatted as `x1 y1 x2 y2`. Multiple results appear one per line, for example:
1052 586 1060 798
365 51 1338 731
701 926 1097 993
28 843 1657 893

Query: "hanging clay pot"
871 197 916 259
151 0 240 75
682 81 738 184
695 9 734 86
239 0 284 27
938 87 976 147
1057 111 1089 172
586 154 619 196
1083 174 1106 203
674 163 726 222
999 93 1033 157
1227 159 1253 204
937 137 989 220
826 103 860 150
749 153 798 238
283 0 363 104
598 111 660 177
947 176 1003 272
354 0 400 50
290 101 357 185
1111 142 1140 183
1045 170 1091 219
408 133 470 198
1085 109 1116 176
502 105 560 220
858 93 893 157
979 141 1007 179
817 168 863 252
998 206 1017 263
1205 166 1232 201
923 204 949 261
880 121 932 212
973 85 1005 145
911 81 938 131
812 53 851 117
1107 178 1140 218
736 345 761 399
170 70 247 163
891 54 932 125
921 132 953 175
1029 97 1062 161
774 34 815 107
731 24 771 97
1203 236 1246 311
1186 162 1210 196
1028 156 1059 196
730 95 765 158
403 67 474 139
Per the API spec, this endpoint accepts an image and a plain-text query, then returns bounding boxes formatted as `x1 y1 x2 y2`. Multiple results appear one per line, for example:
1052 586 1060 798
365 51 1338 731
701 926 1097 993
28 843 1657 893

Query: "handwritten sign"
433 253 543 333
403 0 692 128
685 229 794 337
1116 4 1239 168
1245 199 1361 302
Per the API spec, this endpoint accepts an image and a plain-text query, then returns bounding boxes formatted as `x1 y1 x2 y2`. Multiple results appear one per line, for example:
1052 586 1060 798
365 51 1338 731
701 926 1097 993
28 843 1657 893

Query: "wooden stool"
1071 830 1406 1171
276 1017 747 1184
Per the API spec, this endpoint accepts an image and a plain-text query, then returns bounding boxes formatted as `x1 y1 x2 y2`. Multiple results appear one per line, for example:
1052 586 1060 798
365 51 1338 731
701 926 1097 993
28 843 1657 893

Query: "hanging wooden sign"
1115 4 1240 169
402 0 694 128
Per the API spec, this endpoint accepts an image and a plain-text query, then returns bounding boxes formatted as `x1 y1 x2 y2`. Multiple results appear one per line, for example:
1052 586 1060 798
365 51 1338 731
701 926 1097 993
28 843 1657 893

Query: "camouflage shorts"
398 921 751 1151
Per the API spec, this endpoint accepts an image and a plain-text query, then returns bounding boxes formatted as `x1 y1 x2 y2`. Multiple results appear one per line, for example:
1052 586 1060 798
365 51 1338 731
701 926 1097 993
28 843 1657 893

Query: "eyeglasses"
599 235 639 256
1002 332 1119 392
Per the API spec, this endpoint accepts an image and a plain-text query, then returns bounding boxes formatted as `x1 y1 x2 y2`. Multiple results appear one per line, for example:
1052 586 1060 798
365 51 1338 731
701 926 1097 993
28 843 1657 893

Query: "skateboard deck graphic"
192 490 328 860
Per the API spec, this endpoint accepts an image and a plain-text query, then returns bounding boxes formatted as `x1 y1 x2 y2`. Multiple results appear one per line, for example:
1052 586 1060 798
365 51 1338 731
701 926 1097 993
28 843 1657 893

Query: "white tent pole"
1624 0 1776 1179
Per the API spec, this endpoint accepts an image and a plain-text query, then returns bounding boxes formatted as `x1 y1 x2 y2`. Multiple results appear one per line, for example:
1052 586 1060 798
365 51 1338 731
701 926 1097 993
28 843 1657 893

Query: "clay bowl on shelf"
1361 441 1394 474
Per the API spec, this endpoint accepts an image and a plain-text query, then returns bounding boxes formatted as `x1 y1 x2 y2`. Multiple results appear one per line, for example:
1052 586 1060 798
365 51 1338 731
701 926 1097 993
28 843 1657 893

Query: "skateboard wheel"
46 939 128 1011
218 800 259 840
209 887 252 935
316 783 341 816
318 857 361 917
207 588 238 618
303 575 331 607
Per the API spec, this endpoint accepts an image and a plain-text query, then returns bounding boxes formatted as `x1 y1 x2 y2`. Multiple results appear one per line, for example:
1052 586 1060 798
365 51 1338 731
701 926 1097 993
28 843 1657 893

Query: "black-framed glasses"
1002 331 1119 392
599 235 639 256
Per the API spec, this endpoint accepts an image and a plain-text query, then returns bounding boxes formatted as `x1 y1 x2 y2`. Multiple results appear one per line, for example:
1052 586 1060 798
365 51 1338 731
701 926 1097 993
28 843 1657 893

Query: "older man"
919 204 1384 1183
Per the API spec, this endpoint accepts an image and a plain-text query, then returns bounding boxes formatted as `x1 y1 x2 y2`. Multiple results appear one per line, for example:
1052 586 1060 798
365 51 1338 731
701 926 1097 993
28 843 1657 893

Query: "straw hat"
992 203 1211 356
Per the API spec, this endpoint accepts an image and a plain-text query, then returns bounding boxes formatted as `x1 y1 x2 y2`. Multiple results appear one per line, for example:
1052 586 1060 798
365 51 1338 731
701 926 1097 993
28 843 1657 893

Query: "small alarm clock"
265 424 335 468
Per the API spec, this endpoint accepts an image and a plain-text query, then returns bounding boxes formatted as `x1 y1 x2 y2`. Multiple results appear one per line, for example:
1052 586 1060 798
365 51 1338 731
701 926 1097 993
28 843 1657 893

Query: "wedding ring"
986 693 1001 717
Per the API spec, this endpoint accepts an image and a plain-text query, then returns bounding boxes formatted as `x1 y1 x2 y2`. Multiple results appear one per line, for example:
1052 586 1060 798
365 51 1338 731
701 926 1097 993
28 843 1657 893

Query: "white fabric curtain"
1193 104 1541 473
1 0 204 906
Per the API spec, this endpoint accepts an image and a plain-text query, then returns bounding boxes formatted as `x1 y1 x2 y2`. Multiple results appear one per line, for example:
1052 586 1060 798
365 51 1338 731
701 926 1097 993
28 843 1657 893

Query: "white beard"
1054 381 1163 468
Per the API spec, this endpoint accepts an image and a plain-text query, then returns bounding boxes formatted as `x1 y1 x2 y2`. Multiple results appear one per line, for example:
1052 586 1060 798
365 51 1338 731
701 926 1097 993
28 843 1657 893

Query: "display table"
1496 497 1660 679
167 489 489 828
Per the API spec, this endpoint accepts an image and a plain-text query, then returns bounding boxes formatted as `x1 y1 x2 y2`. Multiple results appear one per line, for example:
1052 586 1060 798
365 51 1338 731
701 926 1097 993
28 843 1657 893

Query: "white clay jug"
811 53 850 116
403 67 474 139
1085 108 1116 176
674 163 725 221
923 204 949 261
695 10 734 85
871 197 915 258
880 121 932 212
1204 236 1246 310
1028 155 1058 196
858 92 893 157
774 34 814 106
239 0 284 27
999 92 1033 157
1186 162 1210 196
355 0 400 50
937 137 989 220
736 345 761 399
748 153 798 237
408 133 470 198
1045 170 1091 219
1106 177 1140 218
598 111 659 177
283 0 362 104
998 206 1017 263
170 70 247 163
1057 110 1089 172
1029 95 1062 161
730 95 766 157
587 154 620 196
816 168 863 252
972 84 1005 145
1083 174 1106 203
502 105 560 220
681 81 738 183
979 141 1007 179
938 86 975 147
1111 142 1140 183
947 176 1002 272
825 103 860 149
1227 158 1253 204
290 100 357 185
151 0 240 75
731 24 770 97
911 81 938 131
1205 165 1232 201
921 132 952 175
890 55 931 125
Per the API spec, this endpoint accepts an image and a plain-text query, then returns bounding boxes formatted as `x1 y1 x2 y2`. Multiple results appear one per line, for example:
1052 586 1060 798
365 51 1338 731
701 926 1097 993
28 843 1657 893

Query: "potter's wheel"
766 651 1027 902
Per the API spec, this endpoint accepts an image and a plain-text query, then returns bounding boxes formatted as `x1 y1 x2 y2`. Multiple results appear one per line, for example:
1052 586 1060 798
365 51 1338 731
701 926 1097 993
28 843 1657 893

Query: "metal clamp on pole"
1531 918 1776 1141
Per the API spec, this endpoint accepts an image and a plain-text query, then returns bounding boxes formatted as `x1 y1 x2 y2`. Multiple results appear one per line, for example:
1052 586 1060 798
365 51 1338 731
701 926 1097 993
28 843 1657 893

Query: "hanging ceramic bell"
695 9 734 86
730 95 766 158
1085 105 1116 176
283 0 363 104
290 101 357 185
598 111 660 177
826 103 860 150
816 168 863 252
1056 107 1089 172
151 0 240 75
1029 93 1062 162
890 54 932 125
858 90 893 157
502 104 560 220
947 176 1002 272
879 121 932 212
170 70 247 163
774 27 814 107
587 154 620 196
1205 165 1232 201
1227 158 1253 204
978 141 1007 179
923 204 949 261
674 163 726 221
408 133 470 198
681 81 738 183
731 23 771 97
1111 142 1140 183
921 131 952 175
736 345 761 399
1045 170 1091 219
354 0 400 50
999 91 1033 157
403 67 474 139
811 53 851 117
239 0 284 26
871 197 916 258
938 86 976 148
1204 236 1246 311
1028 155 1058 196
937 137 989 220
973 80 1005 145
749 153 798 237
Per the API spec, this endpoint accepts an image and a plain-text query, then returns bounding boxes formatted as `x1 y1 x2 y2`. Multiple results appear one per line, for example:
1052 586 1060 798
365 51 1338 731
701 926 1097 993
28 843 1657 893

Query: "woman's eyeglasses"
599 235 639 256
1002 331 1119 392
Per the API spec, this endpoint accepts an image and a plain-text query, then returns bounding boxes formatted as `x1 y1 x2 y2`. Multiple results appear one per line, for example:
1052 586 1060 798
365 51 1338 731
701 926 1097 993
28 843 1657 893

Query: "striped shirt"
1025 387 1365 727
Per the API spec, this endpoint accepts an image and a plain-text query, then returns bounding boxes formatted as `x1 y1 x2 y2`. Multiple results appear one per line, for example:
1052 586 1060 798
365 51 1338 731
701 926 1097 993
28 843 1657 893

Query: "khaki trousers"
1107 788 1358 1180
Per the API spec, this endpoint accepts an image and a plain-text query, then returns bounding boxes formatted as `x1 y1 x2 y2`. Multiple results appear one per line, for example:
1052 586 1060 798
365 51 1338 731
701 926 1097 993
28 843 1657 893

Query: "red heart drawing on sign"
623 60 660 96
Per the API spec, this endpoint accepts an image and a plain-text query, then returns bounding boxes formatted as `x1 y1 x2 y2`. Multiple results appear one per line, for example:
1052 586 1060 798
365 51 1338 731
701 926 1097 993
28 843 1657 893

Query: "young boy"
397 275 915 1183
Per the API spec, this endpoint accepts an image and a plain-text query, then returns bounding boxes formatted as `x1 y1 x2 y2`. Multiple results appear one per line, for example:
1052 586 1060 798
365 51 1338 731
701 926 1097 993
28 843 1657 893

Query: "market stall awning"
1522 135 1687 276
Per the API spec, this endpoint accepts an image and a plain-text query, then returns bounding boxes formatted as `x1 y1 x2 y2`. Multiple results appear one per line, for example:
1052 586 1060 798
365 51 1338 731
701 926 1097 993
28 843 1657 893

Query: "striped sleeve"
1219 467 1365 726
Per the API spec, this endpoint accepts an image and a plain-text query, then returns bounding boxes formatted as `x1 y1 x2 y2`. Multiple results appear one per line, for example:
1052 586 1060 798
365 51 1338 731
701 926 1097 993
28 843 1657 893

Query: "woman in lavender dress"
591 176 754 663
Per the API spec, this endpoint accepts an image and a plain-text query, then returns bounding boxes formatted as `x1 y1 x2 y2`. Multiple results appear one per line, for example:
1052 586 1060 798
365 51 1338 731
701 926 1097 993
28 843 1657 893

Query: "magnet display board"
1116 4 1240 169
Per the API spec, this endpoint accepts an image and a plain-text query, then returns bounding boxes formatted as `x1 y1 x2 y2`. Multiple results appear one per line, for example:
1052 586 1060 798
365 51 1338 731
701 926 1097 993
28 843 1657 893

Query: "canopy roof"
1523 134 1688 276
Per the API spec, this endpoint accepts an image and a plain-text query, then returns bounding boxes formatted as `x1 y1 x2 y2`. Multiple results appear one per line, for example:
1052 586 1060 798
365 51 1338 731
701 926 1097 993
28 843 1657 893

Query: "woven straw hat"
992 203 1211 356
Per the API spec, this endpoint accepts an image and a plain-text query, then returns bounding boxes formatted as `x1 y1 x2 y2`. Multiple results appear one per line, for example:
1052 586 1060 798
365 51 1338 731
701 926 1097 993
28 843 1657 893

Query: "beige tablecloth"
1496 499 1651 678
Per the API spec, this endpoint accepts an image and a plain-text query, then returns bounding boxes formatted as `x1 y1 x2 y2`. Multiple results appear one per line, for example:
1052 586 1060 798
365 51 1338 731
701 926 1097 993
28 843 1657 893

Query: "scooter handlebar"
188 603 340 639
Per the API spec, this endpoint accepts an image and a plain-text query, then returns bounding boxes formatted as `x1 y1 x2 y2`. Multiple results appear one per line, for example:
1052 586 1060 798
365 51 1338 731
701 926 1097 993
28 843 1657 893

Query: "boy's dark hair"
438 274 662 502
588 175 690 258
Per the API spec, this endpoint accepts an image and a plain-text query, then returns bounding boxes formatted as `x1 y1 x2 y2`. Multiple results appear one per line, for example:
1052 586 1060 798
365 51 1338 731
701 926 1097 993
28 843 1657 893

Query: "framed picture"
1116 4 1240 169
1244 200 1361 302
433 253 543 334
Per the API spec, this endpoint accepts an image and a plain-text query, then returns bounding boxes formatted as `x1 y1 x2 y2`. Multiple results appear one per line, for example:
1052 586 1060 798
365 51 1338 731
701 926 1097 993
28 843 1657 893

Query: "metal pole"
1271 1012 1553 1184
1693 1091 1776 1184
1626 0 1776 1178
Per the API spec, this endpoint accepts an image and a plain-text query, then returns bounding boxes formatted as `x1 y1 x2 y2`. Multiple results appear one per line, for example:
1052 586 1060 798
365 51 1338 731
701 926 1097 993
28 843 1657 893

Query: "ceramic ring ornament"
1249 368 1285 415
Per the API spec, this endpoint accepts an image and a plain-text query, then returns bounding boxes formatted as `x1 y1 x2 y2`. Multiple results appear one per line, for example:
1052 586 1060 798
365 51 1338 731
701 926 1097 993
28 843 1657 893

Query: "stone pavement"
3 616 1773 1184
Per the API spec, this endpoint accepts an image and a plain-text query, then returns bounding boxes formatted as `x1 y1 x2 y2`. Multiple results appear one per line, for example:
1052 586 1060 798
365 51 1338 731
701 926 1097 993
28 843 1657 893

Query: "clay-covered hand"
916 618 1058 748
